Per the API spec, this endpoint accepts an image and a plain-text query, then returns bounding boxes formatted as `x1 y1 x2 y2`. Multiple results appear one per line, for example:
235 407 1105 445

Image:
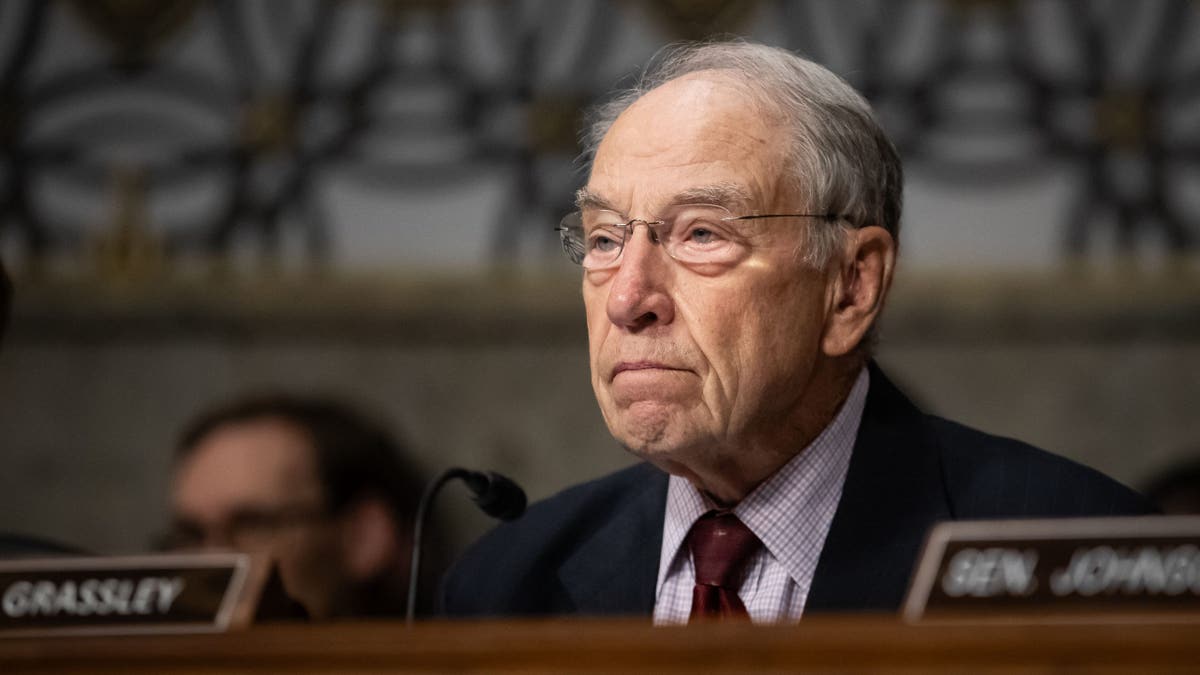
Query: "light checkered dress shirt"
653 367 869 625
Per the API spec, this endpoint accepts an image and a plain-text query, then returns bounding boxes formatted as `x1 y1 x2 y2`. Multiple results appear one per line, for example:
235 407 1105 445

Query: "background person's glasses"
158 504 331 551
555 203 845 270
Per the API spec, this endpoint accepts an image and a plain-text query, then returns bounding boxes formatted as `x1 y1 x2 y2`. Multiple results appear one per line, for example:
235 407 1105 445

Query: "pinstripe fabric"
653 368 869 625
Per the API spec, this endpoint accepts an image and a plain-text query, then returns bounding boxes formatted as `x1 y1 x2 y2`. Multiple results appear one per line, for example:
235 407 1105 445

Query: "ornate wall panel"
0 0 1195 281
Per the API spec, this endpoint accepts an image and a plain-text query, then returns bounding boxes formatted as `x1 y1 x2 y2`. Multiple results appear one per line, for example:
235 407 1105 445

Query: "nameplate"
0 552 271 637
903 517 1200 623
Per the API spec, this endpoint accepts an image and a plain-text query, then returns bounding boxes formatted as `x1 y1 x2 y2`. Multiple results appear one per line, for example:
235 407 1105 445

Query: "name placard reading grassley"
0 553 253 637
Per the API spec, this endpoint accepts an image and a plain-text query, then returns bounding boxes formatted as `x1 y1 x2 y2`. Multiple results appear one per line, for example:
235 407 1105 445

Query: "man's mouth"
612 361 687 378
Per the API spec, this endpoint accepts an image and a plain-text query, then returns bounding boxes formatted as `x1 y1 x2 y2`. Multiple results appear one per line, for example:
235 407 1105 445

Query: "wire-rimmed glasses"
555 203 844 270
158 504 330 551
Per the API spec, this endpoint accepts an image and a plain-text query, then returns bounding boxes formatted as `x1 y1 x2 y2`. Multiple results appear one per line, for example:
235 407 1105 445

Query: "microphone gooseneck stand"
406 467 527 624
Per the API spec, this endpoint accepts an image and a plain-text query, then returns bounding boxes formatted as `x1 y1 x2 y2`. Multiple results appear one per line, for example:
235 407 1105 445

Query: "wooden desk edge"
2 613 1198 673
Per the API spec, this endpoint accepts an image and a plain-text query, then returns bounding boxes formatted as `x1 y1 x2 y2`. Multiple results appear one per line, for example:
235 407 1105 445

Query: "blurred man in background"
166 394 428 619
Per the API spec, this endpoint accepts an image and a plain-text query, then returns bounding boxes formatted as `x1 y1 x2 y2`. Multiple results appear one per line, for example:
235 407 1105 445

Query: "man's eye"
588 230 623 252
685 227 719 245
676 217 730 246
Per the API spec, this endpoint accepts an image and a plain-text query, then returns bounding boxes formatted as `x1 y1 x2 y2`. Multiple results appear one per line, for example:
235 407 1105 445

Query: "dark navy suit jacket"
442 365 1153 618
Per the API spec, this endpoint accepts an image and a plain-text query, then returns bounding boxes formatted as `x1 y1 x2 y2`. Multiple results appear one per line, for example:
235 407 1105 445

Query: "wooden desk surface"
2 614 1198 674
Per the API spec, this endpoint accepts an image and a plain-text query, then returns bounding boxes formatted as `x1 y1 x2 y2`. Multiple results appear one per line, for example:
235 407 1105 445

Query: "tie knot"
686 511 761 588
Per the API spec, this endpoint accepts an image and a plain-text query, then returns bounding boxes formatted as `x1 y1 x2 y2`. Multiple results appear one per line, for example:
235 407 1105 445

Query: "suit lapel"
807 363 952 612
557 465 668 616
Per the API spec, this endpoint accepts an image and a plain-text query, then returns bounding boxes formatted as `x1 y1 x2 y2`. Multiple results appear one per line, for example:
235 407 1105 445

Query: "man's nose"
605 225 675 331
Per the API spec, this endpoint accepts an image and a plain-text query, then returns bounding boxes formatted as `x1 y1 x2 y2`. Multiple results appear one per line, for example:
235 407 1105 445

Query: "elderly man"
443 41 1151 622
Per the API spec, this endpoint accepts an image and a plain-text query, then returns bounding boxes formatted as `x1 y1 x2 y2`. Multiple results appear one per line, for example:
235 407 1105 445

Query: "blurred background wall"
0 0 1197 556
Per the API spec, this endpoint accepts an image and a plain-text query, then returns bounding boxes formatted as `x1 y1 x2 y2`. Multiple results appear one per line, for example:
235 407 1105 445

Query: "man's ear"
339 497 404 581
822 225 896 358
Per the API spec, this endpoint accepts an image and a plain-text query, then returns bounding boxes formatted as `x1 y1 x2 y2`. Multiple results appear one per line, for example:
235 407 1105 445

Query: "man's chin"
609 396 710 454
610 408 704 463
608 401 675 448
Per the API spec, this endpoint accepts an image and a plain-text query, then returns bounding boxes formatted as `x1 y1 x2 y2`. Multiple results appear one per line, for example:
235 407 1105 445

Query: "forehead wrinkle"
577 182 757 216
575 187 617 211
667 183 754 210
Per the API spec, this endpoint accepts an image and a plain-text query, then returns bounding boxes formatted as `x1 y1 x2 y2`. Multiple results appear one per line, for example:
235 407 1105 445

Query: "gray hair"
582 41 903 269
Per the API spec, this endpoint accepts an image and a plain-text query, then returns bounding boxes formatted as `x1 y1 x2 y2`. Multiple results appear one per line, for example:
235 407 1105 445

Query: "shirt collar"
656 367 870 593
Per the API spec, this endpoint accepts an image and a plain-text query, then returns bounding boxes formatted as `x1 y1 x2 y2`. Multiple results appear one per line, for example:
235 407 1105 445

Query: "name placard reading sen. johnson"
0 552 267 637
903 516 1200 623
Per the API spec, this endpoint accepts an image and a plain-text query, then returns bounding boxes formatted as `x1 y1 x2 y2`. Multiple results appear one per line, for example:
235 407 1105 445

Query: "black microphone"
406 467 527 623
457 470 527 521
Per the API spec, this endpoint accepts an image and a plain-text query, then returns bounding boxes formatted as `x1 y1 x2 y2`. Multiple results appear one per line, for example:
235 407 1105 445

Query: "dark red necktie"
686 511 761 622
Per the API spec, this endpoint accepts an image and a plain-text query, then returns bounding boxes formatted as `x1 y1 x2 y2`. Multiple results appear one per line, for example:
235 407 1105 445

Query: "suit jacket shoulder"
806 364 1154 613
441 461 667 618
930 415 1152 518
